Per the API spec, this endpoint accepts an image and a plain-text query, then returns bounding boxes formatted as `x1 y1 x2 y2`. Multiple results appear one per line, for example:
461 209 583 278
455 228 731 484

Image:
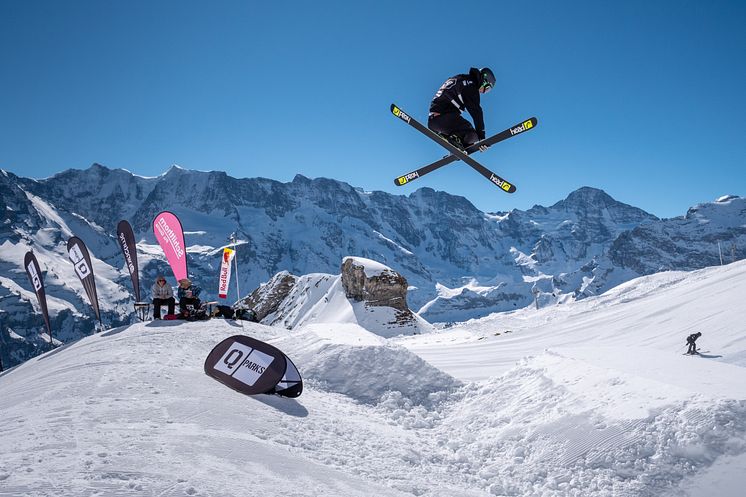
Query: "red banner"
218 247 235 299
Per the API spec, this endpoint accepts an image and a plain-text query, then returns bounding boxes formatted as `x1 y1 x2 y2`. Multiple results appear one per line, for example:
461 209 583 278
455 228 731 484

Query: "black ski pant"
428 112 479 147
153 297 175 318
179 297 201 314
687 342 697 354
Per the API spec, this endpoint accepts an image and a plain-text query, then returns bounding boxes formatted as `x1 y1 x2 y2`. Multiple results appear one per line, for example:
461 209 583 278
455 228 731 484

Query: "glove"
477 130 487 152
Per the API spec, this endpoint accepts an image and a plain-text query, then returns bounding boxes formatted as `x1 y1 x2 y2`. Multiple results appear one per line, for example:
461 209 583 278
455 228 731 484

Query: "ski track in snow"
2 262 746 496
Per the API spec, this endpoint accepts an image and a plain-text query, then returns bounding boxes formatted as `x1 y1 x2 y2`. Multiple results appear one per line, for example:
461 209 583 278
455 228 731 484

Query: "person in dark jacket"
177 278 202 317
151 275 175 319
428 67 496 151
686 332 702 354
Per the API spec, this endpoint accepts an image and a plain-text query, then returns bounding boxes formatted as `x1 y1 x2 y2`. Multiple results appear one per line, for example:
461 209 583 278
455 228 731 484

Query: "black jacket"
429 67 485 139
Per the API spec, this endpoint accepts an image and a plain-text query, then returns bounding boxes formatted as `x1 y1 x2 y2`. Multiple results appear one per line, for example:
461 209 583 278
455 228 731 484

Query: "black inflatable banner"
24 251 53 342
116 220 141 302
204 335 302 397
67 236 101 324
274 354 303 398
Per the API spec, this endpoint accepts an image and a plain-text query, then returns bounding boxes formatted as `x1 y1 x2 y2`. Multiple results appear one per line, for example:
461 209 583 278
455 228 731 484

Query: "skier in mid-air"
428 67 496 152
685 332 702 355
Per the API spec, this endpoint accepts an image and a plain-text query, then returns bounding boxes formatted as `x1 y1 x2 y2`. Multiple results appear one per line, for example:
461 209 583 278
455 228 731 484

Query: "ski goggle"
481 81 493 92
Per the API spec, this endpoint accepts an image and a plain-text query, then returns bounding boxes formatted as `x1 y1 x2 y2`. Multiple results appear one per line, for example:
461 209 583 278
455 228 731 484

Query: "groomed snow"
1 261 746 496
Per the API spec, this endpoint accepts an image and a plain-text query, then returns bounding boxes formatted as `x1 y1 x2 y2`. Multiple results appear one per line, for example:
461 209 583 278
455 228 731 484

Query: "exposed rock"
340 257 415 326
239 271 297 322
341 258 408 311
245 259 424 334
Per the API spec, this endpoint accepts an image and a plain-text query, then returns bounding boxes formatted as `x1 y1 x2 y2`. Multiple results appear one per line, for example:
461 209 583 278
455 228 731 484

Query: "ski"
391 104 538 193
394 116 538 187
391 104 517 193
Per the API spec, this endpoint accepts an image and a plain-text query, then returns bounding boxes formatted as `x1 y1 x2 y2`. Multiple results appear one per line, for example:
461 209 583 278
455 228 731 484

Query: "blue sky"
1 0 744 218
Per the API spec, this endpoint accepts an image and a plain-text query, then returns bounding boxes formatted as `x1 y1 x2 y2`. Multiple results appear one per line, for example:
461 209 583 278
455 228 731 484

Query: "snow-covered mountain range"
1 163 744 368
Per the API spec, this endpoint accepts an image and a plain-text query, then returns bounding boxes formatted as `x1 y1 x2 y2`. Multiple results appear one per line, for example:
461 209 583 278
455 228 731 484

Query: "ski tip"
493 178 517 194
517 117 538 129
521 117 537 130
390 104 411 123
499 183 517 194
394 172 418 186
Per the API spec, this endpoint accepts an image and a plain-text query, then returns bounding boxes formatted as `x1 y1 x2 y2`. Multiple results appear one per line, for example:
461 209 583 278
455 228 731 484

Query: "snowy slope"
2 261 746 496
0 321 466 497
399 259 746 379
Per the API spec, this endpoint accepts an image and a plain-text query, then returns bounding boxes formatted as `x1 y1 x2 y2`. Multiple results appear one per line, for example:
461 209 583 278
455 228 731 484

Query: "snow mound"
276 325 462 406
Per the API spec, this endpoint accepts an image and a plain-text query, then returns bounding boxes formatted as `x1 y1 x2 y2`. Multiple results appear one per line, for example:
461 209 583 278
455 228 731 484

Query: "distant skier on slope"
428 67 496 152
685 332 702 355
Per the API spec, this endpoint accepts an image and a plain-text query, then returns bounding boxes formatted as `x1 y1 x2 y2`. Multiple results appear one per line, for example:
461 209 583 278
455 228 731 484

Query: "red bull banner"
153 211 188 282
218 247 235 299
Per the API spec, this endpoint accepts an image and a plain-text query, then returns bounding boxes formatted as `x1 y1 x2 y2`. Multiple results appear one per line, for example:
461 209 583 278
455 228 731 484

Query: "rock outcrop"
340 257 415 325
239 271 297 322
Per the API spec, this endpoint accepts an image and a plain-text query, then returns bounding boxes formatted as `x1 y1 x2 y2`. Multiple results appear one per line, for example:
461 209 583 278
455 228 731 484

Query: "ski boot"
439 134 466 152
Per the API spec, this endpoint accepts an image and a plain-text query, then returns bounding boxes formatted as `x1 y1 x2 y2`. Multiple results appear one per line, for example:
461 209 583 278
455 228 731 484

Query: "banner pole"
231 233 241 305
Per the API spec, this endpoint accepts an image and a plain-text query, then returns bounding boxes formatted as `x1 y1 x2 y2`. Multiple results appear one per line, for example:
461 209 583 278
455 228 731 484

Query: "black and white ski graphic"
394 116 538 187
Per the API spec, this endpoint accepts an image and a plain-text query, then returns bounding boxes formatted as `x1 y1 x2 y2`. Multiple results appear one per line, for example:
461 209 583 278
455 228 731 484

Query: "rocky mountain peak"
561 186 614 205
551 186 650 219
